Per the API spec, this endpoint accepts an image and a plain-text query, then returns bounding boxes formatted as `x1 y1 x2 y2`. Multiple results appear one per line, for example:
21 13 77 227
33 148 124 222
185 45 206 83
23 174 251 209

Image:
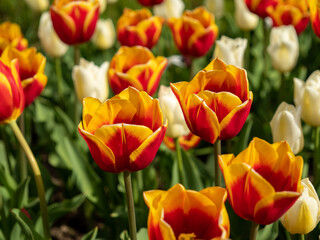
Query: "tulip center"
178 233 197 240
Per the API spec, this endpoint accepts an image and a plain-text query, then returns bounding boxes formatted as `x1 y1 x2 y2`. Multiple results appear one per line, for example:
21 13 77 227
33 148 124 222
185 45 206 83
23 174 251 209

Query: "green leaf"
81 226 99 240
137 228 148 240
11 177 30 209
257 221 279 240
119 230 130 240
0 141 17 193
182 150 204 191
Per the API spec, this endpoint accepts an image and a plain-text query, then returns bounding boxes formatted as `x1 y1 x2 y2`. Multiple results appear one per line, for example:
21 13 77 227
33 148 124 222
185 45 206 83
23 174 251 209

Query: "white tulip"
91 19 115 50
267 25 299 73
25 0 48 12
72 58 109 102
98 0 107 13
158 85 190 138
38 12 68 58
213 35 247 68
153 0 184 19
234 0 259 31
204 0 225 19
294 71 320 126
270 102 304 154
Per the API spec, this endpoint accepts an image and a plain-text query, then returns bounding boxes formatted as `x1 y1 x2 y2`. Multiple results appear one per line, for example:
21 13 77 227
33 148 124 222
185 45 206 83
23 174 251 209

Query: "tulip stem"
123 171 137 240
175 138 185 185
73 46 81 124
214 139 222 187
18 114 27 182
314 126 320 185
55 57 63 101
249 222 259 240
73 45 80 65
299 234 305 240
9 121 51 240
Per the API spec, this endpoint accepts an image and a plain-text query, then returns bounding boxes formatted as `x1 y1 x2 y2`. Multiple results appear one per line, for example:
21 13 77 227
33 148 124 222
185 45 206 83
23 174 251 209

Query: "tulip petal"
81 97 102 128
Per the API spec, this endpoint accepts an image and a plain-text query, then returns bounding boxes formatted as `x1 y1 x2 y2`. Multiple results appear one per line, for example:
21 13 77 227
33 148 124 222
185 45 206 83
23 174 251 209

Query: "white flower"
98 0 107 13
91 19 115 50
72 58 109 102
234 0 259 31
270 102 304 154
267 25 299 73
294 71 320 126
213 35 247 68
204 0 225 19
153 0 184 19
25 0 48 12
38 12 68 58
158 85 190 138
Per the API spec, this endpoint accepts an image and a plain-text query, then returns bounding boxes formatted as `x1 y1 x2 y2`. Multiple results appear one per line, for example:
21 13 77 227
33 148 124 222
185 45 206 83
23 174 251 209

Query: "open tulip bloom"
0 21 28 54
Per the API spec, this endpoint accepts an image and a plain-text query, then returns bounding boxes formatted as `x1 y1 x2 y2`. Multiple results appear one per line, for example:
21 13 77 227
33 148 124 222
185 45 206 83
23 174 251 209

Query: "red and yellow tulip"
117 8 163 49
1 47 47 106
108 46 167 96
137 0 164 6
163 133 201 151
0 22 28 54
266 0 309 34
170 58 253 144
78 87 167 173
0 58 24 124
219 137 303 225
50 0 100 45
167 7 219 57
144 184 230 240
307 0 320 37
245 0 279 18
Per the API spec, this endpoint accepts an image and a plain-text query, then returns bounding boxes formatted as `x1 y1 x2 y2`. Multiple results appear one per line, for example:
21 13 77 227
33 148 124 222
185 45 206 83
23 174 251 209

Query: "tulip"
270 102 304 154
171 58 253 144
38 12 69 58
137 0 164 6
91 18 116 50
1 47 47 107
219 137 303 225
280 178 320 234
50 0 100 45
24 0 49 12
294 71 320 126
0 58 24 124
245 0 279 18
98 0 107 13
213 35 247 68
72 58 109 102
153 0 185 19
117 8 163 49
0 22 28 54
163 133 201 151
204 0 225 19
308 0 320 37
144 184 230 240
108 46 167 96
234 0 259 31
267 25 299 73
167 7 219 57
78 87 167 173
266 0 309 34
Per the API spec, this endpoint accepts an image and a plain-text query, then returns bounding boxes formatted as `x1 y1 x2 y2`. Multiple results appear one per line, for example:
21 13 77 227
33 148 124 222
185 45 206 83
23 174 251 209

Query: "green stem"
73 45 80 66
314 127 320 185
18 113 27 182
285 230 292 240
175 138 185 185
189 57 194 81
244 30 251 70
214 139 221 187
249 222 259 240
54 57 63 101
73 46 81 124
123 171 137 240
9 121 51 239
299 234 305 240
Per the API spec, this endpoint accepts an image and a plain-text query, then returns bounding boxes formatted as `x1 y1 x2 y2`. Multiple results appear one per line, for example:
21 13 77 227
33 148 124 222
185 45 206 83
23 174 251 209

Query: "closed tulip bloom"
0 22 28 54
267 25 299 73
72 58 109 102
308 0 320 37
171 58 253 144
294 71 320 126
163 133 201 151
234 0 259 31
219 137 303 225
213 36 247 68
168 7 219 58
78 87 167 173
138 0 164 6
50 0 100 45
25 0 49 12
245 0 279 18
1 47 47 107
0 58 25 124
108 46 167 96
204 0 225 19
153 0 185 19
266 0 309 34
270 102 304 154
117 8 163 49
281 178 320 234
91 18 115 50
144 184 230 240
38 12 69 58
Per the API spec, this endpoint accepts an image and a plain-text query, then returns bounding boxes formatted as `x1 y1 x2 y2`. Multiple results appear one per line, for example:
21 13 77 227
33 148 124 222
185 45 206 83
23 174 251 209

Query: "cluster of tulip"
2 0 320 239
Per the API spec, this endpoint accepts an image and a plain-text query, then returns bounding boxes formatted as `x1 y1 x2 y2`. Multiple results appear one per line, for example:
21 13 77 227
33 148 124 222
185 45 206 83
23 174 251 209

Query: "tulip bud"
213 35 247 68
294 71 320 126
38 12 69 58
91 19 115 50
204 0 225 19
158 85 190 138
72 58 109 102
281 178 320 234
270 102 304 154
234 0 259 31
153 0 185 19
24 0 49 12
267 25 299 73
